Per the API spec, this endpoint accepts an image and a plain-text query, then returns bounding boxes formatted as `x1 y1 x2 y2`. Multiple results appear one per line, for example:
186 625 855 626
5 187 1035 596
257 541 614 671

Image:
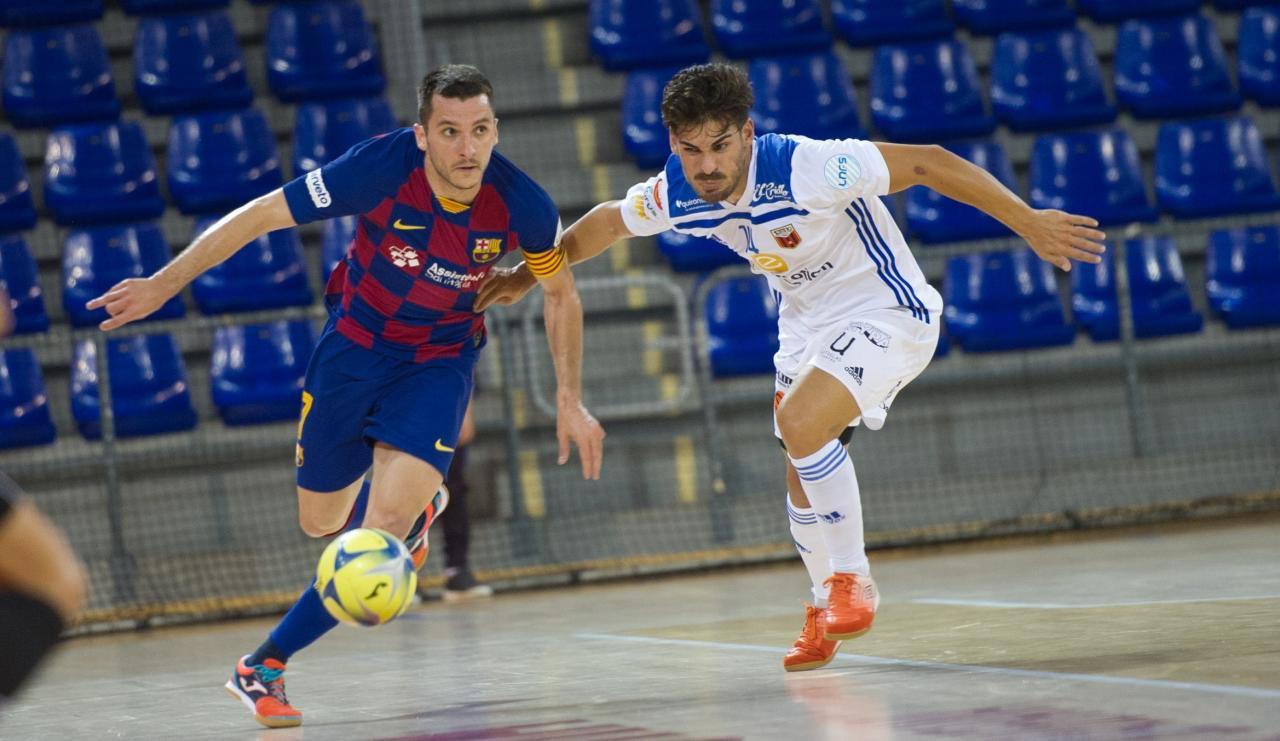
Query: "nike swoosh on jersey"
393 218 427 230
435 439 455 453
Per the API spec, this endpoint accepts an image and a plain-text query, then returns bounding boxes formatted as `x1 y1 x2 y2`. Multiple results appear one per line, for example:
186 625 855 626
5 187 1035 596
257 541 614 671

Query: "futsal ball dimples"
315 528 417 626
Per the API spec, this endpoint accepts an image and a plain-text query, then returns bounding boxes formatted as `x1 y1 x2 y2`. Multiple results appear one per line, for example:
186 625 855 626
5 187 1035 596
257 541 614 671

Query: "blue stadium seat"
1076 0 1200 23
934 332 951 358
62 224 186 328
943 248 1075 352
1206 226 1280 329
0 235 48 335
1114 14 1239 119
1212 0 1280 9
1071 237 1202 342
322 214 357 282
952 0 1075 34
211 320 315 426
871 40 994 142
991 27 1116 132
133 12 253 115
1155 116 1280 219
710 0 831 58
293 97 397 176
1029 129 1156 226
71 334 197 440
43 122 166 226
0 349 56 450
190 215 312 314
750 51 865 140
1239 7 1280 107
706 276 779 376
0 0 102 28
266 0 385 102
831 0 952 46
589 0 710 71
122 0 229 13
658 231 740 273
906 139 1015 244
2 24 119 128
0 134 37 233
622 67 682 169
168 108 283 215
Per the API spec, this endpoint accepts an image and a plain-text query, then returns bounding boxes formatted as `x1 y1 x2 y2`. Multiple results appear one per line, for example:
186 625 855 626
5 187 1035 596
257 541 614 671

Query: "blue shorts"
295 317 477 492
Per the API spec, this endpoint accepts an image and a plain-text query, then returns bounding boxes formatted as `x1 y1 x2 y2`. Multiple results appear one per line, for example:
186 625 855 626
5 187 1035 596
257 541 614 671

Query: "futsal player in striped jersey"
477 64 1104 672
87 65 605 727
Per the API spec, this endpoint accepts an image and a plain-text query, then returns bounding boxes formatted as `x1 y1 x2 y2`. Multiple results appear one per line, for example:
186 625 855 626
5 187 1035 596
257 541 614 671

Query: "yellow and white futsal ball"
315 528 417 626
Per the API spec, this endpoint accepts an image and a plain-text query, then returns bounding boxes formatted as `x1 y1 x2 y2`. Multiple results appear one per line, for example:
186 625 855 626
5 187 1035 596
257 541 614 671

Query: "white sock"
787 497 832 606
788 439 869 576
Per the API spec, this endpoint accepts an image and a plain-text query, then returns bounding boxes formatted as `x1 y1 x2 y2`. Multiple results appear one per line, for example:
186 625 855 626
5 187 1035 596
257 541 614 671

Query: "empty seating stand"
43 121 166 226
622 67 683 169
991 27 1115 132
1030 129 1156 226
1076 0 1200 23
1239 7 1280 106
70 334 198 440
133 11 253 115
589 0 710 71
1071 236 1202 341
0 0 102 29
831 0 953 46
167 107 283 215
211 320 316 426
1155 116 1280 219
710 0 831 58
1206 226 1280 329
121 0 230 13
0 235 49 334
658 230 740 273
871 40 994 142
293 97 397 176
952 0 1075 35
706 276 779 376
266 0 385 102
944 248 1075 352
2 24 119 128
749 50 866 140
906 139 1015 243
62 223 186 328
190 215 312 314
0 134 36 234
1114 14 1240 118
0 349 57 450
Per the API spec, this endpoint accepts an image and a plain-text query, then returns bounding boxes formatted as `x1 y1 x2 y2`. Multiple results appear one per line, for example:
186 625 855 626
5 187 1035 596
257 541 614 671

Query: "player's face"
669 118 755 203
414 94 499 198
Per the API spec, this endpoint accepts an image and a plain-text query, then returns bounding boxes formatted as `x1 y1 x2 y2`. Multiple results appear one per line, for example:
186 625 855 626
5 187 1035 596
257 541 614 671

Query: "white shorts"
773 306 939 437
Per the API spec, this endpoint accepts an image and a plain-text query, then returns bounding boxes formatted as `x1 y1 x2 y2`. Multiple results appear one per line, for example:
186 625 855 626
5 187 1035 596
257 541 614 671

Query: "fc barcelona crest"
770 224 801 249
472 237 502 263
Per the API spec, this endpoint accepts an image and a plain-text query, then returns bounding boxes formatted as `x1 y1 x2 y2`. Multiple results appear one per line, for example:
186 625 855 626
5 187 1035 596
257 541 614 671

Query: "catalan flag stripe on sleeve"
523 245 566 277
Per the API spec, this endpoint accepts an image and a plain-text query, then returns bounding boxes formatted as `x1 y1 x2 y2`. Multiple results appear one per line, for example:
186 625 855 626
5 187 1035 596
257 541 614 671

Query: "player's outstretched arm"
85 189 297 330
536 265 605 480
875 143 1106 272
475 200 631 311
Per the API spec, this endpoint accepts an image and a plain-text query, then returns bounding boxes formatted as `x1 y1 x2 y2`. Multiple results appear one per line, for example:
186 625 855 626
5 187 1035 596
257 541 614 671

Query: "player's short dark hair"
661 63 753 135
418 64 494 123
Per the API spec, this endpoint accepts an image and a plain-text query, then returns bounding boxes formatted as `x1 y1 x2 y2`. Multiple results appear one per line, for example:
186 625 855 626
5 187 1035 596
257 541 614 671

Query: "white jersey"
620 133 943 369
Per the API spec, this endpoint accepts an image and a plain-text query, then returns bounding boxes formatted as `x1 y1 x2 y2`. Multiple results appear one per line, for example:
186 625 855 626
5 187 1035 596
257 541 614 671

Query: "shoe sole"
783 641 843 672
224 679 302 729
824 625 872 641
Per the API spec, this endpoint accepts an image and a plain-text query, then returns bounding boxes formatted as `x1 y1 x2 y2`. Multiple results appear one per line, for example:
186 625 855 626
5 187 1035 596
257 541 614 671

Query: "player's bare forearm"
876 142 1106 271
538 267 585 402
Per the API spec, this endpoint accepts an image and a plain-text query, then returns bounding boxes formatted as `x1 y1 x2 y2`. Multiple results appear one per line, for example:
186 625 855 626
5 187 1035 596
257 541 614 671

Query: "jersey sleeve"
282 128 418 225
618 172 673 237
512 182 566 278
789 137 891 212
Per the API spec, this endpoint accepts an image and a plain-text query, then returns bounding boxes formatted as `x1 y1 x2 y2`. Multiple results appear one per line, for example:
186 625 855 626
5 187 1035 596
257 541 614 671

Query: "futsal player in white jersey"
477 64 1105 671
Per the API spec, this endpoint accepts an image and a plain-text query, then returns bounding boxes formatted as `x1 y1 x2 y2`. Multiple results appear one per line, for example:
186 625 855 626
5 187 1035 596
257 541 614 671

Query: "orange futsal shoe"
822 572 879 641
225 656 301 728
405 485 450 571
783 603 842 672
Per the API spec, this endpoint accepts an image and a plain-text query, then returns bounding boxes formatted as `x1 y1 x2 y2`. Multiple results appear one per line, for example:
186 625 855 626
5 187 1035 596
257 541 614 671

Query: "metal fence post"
490 309 537 559
1113 230 1154 458
95 332 136 605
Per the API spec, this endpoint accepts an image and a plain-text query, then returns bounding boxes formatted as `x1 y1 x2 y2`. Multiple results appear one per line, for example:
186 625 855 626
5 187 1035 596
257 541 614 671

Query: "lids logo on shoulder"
824 154 861 190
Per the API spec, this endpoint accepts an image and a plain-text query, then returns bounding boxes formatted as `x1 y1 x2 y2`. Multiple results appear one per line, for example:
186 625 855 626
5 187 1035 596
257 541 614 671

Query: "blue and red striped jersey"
282 127 560 362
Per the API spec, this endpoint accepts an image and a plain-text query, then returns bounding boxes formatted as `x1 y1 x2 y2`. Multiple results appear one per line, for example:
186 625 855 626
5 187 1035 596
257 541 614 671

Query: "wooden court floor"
3 514 1278 740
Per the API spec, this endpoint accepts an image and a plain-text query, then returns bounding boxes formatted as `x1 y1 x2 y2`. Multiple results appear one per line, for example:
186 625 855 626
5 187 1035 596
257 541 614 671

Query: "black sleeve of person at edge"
0 471 67 699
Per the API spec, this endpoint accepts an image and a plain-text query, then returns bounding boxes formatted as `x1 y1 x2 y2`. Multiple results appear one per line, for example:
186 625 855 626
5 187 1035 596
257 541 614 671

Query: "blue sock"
248 478 372 665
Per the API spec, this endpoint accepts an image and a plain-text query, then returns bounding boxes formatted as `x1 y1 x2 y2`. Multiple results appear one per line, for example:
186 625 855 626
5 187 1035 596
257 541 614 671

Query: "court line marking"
911 594 1280 610
576 633 1280 701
